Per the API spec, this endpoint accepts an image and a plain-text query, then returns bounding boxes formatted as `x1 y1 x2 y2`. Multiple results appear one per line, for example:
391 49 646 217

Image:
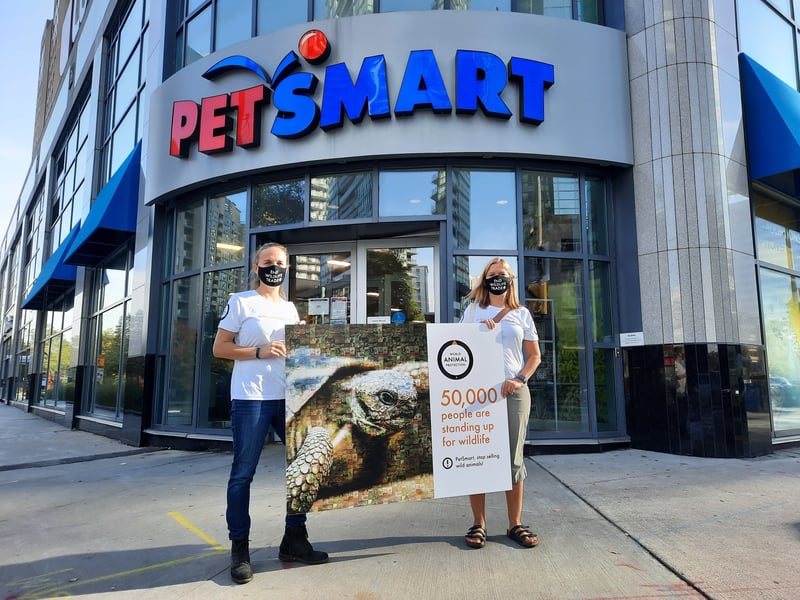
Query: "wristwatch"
514 373 527 384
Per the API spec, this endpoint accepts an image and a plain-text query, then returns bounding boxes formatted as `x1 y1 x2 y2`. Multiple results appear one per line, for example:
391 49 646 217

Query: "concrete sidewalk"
1 402 798 599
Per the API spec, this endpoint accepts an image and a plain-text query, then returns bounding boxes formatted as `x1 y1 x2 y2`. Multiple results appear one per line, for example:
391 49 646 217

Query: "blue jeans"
227 399 306 541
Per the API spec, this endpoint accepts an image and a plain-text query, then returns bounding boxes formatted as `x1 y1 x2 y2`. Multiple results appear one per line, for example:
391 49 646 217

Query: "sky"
0 3 54 238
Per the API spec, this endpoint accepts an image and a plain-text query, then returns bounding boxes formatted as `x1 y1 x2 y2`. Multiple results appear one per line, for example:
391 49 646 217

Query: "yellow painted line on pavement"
168 511 225 551
19 549 225 600
13 513 225 600
6 568 74 588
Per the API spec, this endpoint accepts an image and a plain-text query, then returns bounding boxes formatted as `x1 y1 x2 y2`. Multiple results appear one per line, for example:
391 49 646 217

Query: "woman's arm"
519 339 541 382
213 328 256 361
501 339 542 397
212 327 287 360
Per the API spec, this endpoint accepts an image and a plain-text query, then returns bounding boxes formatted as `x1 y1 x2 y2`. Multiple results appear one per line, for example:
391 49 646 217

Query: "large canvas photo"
284 324 433 513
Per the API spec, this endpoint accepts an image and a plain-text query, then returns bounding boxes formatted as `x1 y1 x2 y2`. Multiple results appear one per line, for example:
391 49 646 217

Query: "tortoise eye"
377 390 397 406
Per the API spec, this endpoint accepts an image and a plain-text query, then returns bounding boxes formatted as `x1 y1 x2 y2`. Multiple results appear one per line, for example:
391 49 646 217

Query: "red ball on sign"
298 30 330 65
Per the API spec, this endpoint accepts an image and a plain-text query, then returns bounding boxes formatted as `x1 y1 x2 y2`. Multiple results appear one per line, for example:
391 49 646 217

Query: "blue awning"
21 223 82 311
64 142 141 266
739 53 800 197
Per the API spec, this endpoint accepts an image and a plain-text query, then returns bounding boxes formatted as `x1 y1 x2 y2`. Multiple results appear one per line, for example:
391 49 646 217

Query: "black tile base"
624 343 772 457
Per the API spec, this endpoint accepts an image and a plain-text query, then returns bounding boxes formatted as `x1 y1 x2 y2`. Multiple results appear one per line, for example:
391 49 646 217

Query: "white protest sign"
425 323 511 498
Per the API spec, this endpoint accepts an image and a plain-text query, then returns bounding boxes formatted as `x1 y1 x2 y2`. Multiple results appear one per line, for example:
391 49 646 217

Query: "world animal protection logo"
170 29 555 158
437 339 474 380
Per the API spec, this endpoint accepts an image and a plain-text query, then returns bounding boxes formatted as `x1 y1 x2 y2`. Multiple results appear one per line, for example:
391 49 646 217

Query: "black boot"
278 525 329 564
230 538 253 584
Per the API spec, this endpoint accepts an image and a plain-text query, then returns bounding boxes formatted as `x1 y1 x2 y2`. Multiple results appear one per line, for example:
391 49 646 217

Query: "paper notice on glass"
330 297 348 323
308 298 329 316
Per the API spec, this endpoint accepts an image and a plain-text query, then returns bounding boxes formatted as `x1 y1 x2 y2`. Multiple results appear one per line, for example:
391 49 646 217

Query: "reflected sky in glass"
738 0 796 89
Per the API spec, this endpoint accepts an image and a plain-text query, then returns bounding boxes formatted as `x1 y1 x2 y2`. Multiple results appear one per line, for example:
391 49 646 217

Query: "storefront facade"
1 0 798 457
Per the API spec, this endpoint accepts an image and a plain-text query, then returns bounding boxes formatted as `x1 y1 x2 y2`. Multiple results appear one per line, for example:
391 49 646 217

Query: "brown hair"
250 242 289 298
465 257 521 309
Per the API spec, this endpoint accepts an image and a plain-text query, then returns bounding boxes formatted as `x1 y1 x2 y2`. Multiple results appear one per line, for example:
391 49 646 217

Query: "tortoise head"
342 369 418 436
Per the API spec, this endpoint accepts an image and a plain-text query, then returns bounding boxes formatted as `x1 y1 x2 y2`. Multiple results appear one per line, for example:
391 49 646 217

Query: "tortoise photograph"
284 324 433 513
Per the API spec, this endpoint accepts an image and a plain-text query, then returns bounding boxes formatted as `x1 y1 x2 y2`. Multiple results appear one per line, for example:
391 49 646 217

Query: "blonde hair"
250 242 289 299
465 257 521 310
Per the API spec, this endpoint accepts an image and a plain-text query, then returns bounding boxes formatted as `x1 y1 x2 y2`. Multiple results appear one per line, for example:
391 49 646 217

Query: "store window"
313 0 374 19
588 260 616 431
181 5 212 66
379 170 446 217
382 0 444 11
451 0 510 10
166 273 202 426
253 178 304 226
366 246 434 323
157 164 615 438
22 195 45 300
36 300 75 410
16 309 35 404
452 169 516 250
291 251 352 324
5 243 19 315
172 0 604 71
174 202 206 273
760 268 800 434
216 0 251 49
754 190 800 435
738 0 797 89
585 176 608 255
199 268 245 428
310 172 372 221
206 190 247 266
593 347 617 431
83 247 133 420
1 336 10 401
101 0 148 185
522 170 581 253
524 255 587 432
159 193 247 430
520 170 614 435
50 95 89 249
515 0 599 22
257 0 308 34
4 243 21 402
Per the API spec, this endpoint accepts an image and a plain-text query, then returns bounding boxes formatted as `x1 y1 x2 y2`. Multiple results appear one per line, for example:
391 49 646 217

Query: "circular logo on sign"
437 340 474 380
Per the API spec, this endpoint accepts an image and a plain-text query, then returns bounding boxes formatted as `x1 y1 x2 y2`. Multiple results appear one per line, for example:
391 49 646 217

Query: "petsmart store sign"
169 29 555 157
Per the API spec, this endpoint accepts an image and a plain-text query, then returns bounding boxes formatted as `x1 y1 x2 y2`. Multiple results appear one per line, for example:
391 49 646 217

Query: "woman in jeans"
459 257 542 550
213 242 327 584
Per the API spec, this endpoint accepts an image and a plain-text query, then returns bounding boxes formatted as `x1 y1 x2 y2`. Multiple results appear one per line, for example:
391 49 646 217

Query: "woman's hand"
501 377 525 397
481 319 497 330
258 340 286 358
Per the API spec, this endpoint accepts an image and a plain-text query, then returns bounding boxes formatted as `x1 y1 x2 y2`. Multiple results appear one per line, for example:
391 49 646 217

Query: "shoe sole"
278 552 329 564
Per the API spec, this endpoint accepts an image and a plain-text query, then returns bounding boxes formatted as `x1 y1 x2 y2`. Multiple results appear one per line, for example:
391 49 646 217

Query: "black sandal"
465 524 487 549
506 524 539 548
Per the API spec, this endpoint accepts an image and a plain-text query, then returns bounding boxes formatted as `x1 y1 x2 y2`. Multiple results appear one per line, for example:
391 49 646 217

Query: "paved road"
1 404 798 599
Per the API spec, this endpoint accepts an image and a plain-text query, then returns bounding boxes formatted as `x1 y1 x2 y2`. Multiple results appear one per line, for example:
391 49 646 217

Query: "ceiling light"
326 259 351 267
216 242 244 251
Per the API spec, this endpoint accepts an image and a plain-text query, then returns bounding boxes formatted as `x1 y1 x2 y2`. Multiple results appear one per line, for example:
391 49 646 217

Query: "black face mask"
257 264 286 287
485 275 511 295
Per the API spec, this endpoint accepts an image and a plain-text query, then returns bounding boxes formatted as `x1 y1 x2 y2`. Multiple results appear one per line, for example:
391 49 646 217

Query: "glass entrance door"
288 239 439 324
289 243 354 324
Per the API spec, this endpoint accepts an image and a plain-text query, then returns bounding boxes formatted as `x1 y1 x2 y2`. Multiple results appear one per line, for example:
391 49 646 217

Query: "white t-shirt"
460 303 539 379
217 290 300 400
